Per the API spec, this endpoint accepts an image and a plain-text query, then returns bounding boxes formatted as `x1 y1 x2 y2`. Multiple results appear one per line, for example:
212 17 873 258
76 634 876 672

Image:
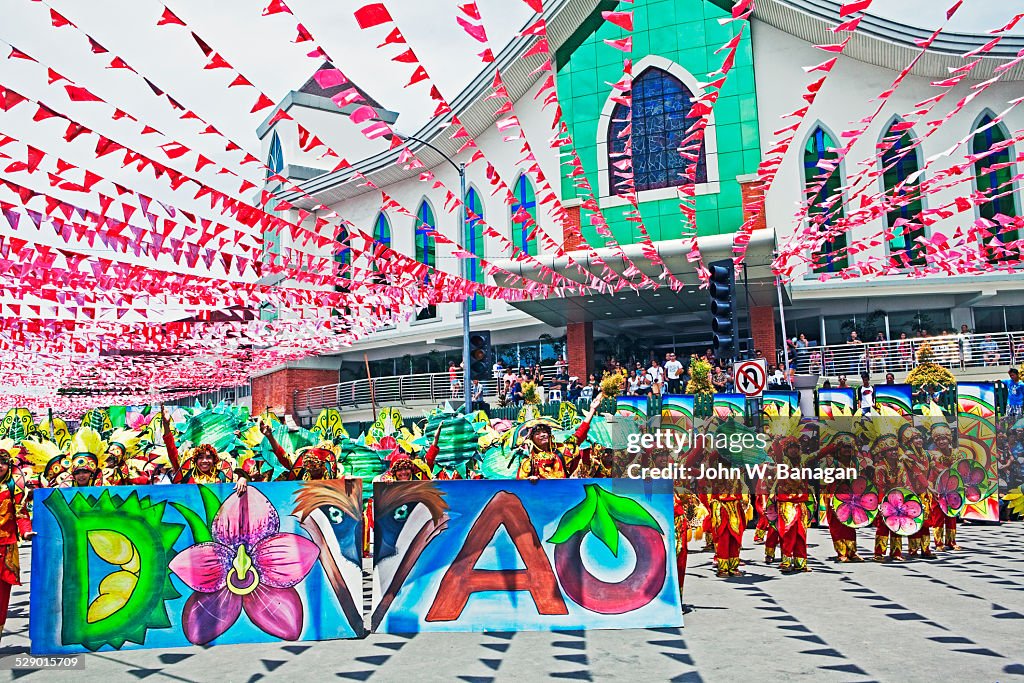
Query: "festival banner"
956 383 999 522
30 481 365 654
616 396 649 423
660 394 694 432
712 394 746 418
370 478 682 634
818 388 856 417
874 384 913 416
762 392 799 418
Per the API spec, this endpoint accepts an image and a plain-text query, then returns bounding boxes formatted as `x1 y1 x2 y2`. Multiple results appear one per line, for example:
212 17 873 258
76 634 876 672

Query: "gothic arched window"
607 67 706 193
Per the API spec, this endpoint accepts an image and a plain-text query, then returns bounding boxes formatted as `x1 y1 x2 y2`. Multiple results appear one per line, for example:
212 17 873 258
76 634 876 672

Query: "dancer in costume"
928 422 967 551
258 421 339 481
710 464 747 577
161 410 248 491
864 425 911 562
899 424 936 559
102 429 152 486
0 442 32 644
515 397 602 480
819 425 866 562
767 421 814 573
376 428 441 482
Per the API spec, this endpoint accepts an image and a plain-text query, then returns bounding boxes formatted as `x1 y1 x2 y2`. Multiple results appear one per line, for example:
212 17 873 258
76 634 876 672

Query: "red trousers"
826 507 858 558
0 580 10 627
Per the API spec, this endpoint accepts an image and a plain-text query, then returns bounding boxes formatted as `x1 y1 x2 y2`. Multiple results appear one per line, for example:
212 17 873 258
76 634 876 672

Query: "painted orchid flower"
935 469 964 515
169 489 319 644
834 478 879 527
955 460 987 503
879 489 923 535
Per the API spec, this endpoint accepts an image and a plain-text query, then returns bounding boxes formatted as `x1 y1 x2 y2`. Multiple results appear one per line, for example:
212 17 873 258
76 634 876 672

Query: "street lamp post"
398 134 472 415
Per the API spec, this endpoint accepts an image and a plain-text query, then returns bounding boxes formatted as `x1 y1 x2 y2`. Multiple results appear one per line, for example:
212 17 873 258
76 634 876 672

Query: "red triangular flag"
354 3 392 29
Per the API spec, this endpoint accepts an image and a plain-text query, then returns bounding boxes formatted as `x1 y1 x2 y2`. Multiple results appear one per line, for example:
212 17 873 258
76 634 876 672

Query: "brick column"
749 306 778 365
251 367 339 419
562 203 584 251
738 177 767 231
566 321 593 380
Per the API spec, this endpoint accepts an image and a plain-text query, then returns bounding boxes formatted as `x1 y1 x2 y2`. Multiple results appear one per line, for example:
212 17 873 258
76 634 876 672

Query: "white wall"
752 21 1024 288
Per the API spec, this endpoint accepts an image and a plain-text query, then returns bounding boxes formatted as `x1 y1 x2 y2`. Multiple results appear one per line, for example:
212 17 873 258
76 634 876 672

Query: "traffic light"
469 331 493 383
709 259 737 361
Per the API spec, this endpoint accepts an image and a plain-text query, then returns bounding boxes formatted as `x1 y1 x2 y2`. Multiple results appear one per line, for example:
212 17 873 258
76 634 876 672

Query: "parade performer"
258 421 339 481
161 410 247 490
819 425 865 562
767 421 813 573
515 397 601 480
899 424 936 558
710 467 747 577
863 423 911 562
376 428 441 482
102 429 151 486
32 427 107 488
928 422 967 551
0 441 32 644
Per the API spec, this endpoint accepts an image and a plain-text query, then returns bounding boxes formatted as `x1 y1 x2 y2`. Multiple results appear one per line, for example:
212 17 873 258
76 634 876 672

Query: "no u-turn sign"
734 359 767 398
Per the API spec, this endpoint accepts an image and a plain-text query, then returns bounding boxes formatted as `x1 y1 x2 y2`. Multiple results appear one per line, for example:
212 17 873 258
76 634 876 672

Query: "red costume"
709 468 747 577
0 450 30 638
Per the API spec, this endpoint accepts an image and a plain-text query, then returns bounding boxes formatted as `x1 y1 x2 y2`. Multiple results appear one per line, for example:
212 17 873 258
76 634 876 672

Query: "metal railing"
788 331 1024 377
296 364 566 415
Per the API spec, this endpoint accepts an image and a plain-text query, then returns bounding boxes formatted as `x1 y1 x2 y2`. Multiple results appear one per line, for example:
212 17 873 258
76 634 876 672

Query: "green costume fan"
415 404 488 477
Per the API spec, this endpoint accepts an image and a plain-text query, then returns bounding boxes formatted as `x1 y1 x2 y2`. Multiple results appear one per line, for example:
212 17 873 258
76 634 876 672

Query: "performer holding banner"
515 397 602 479
819 427 867 562
928 422 967 551
0 442 32 643
899 424 936 559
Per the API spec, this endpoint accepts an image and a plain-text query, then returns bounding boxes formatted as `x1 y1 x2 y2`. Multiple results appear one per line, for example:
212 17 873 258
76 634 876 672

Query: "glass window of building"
464 188 486 312
804 126 848 275
971 113 1019 260
881 121 925 266
607 67 706 193
511 174 539 256
415 200 437 320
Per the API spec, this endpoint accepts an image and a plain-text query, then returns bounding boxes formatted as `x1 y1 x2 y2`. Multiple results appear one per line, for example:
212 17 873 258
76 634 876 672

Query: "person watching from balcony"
627 370 640 396
837 374 849 389
471 379 486 411
711 364 729 393
981 335 1000 366
637 369 653 396
510 375 524 405
896 331 913 371
567 376 582 402
554 355 568 378
664 352 683 394
448 361 461 398
648 358 665 396
885 372 896 385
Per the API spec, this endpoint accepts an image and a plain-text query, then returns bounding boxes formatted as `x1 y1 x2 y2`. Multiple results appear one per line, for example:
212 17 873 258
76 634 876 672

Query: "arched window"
267 131 284 179
971 113 1019 260
881 121 925 267
608 67 706 193
464 188 485 312
511 174 538 256
804 126 848 274
262 132 285 264
333 225 350 294
415 200 436 320
370 212 391 275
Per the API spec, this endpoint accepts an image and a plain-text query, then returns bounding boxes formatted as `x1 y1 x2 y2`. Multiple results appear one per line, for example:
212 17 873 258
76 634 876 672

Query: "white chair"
547 388 563 403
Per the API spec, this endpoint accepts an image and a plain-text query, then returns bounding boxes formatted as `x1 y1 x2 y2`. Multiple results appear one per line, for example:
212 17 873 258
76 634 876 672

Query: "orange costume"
0 445 30 638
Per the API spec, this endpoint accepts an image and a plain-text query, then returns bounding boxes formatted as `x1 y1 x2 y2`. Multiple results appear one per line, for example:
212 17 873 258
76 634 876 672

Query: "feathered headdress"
21 437 68 483
68 427 105 473
106 429 142 461
39 417 71 451
855 416 900 456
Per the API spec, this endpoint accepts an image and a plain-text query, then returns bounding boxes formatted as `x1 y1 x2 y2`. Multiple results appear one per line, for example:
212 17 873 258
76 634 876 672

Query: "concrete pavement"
2 523 1022 682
